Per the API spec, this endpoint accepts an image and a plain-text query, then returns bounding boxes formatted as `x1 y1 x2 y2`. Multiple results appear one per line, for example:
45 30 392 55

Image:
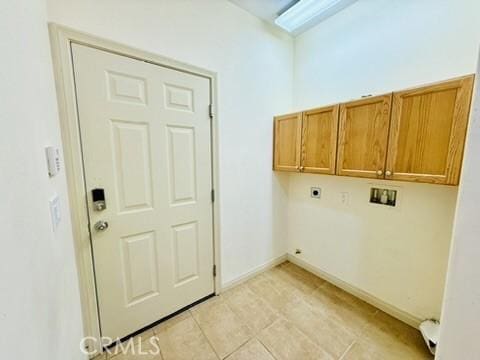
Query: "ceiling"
229 0 357 35
228 0 298 23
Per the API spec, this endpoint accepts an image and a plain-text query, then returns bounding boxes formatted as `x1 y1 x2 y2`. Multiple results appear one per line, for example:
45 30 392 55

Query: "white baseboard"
287 254 423 329
218 252 423 329
220 254 288 292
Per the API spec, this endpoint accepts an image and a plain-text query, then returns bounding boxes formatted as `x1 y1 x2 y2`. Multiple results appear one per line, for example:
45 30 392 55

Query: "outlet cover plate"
311 187 321 199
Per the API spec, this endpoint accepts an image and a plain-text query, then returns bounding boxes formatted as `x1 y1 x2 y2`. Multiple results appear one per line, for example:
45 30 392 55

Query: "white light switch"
49 195 61 232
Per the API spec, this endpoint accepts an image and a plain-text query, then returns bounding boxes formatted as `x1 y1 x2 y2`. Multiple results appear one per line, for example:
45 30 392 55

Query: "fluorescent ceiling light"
275 0 357 34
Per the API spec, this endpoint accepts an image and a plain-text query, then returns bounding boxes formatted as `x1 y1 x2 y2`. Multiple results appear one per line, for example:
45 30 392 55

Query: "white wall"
0 0 84 359
290 0 480 322
288 175 457 320
46 0 293 286
436 52 480 359
294 0 480 107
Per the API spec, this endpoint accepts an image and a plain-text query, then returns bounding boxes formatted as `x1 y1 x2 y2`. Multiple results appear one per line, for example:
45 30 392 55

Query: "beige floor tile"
281 262 326 288
343 339 431 360
246 273 301 313
306 285 377 336
258 318 334 360
225 339 275 360
322 283 378 315
154 311 218 360
191 296 253 359
223 283 278 334
264 265 321 296
281 296 355 358
358 311 433 359
101 262 429 360
107 334 162 360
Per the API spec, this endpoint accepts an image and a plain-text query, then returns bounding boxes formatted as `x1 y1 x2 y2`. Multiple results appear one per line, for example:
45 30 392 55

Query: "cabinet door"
301 105 339 174
337 94 392 178
386 75 474 185
273 112 303 172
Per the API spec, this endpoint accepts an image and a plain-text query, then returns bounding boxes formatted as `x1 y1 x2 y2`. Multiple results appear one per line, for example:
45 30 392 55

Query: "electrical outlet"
310 187 321 199
340 192 349 205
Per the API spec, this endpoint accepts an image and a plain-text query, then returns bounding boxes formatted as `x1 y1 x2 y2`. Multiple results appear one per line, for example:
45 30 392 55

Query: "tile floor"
95 261 432 360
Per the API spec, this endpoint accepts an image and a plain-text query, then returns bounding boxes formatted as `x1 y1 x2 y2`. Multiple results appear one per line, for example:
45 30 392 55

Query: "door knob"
94 220 109 231
376 170 383 176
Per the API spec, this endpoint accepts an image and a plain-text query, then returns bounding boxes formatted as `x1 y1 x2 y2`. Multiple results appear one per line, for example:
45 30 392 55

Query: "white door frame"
48 24 222 355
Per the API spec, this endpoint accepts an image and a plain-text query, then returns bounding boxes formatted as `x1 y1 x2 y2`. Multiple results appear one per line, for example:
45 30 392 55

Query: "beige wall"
288 0 480 321
437 52 480 359
287 174 457 320
0 0 84 359
46 0 294 286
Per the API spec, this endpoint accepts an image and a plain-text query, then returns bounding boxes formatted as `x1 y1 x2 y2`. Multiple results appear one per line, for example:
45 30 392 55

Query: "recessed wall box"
370 187 397 207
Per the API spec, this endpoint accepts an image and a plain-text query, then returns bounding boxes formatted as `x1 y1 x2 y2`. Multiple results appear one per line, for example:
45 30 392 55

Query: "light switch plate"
49 194 61 232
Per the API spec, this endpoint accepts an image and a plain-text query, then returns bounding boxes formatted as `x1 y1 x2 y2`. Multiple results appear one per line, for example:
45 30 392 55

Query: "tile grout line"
189 296 257 360
220 293 262 358
189 308 222 360
256 321 282 360
338 340 356 360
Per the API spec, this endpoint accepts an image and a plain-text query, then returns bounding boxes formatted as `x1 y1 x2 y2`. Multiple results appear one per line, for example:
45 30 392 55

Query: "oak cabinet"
386 76 474 185
273 75 474 185
337 94 392 179
301 105 339 174
273 112 303 172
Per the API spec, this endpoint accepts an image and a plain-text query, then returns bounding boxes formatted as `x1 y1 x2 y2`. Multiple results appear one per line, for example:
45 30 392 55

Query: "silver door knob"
94 220 109 231
385 170 392 176
376 170 383 176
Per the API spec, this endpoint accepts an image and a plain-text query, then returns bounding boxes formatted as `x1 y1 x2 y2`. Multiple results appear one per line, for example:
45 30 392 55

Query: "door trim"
48 24 222 356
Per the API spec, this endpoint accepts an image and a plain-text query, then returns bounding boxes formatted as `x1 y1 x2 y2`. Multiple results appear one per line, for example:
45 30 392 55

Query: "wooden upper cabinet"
273 112 303 172
386 75 474 185
301 105 339 174
337 94 392 179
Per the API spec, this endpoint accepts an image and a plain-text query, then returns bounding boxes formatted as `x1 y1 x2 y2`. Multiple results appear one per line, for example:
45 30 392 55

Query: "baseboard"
287 254 423 329
220 254 288 292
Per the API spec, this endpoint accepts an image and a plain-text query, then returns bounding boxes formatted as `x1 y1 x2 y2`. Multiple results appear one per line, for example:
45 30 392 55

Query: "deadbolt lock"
92 188 106 211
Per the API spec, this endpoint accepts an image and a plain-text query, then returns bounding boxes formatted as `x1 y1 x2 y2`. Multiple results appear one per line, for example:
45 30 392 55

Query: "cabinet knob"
300 166 305 171
385 170 392 176
376 170 383 176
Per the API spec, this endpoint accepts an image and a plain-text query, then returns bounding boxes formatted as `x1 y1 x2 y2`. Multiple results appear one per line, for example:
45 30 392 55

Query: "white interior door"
72 43 214 340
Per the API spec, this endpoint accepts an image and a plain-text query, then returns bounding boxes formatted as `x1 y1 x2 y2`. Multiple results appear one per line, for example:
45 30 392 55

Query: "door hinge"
213 265 217 277
211 189 215 203
209 104 214 119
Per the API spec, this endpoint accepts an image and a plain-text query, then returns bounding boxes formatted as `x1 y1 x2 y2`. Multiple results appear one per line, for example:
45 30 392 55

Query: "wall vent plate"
310 187 321 199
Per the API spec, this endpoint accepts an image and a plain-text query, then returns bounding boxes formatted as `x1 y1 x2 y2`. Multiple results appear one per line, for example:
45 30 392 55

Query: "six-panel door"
273 113 303 172
336 95 392 179
72 43 214 340
386 76 474 185
301 105 339 174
